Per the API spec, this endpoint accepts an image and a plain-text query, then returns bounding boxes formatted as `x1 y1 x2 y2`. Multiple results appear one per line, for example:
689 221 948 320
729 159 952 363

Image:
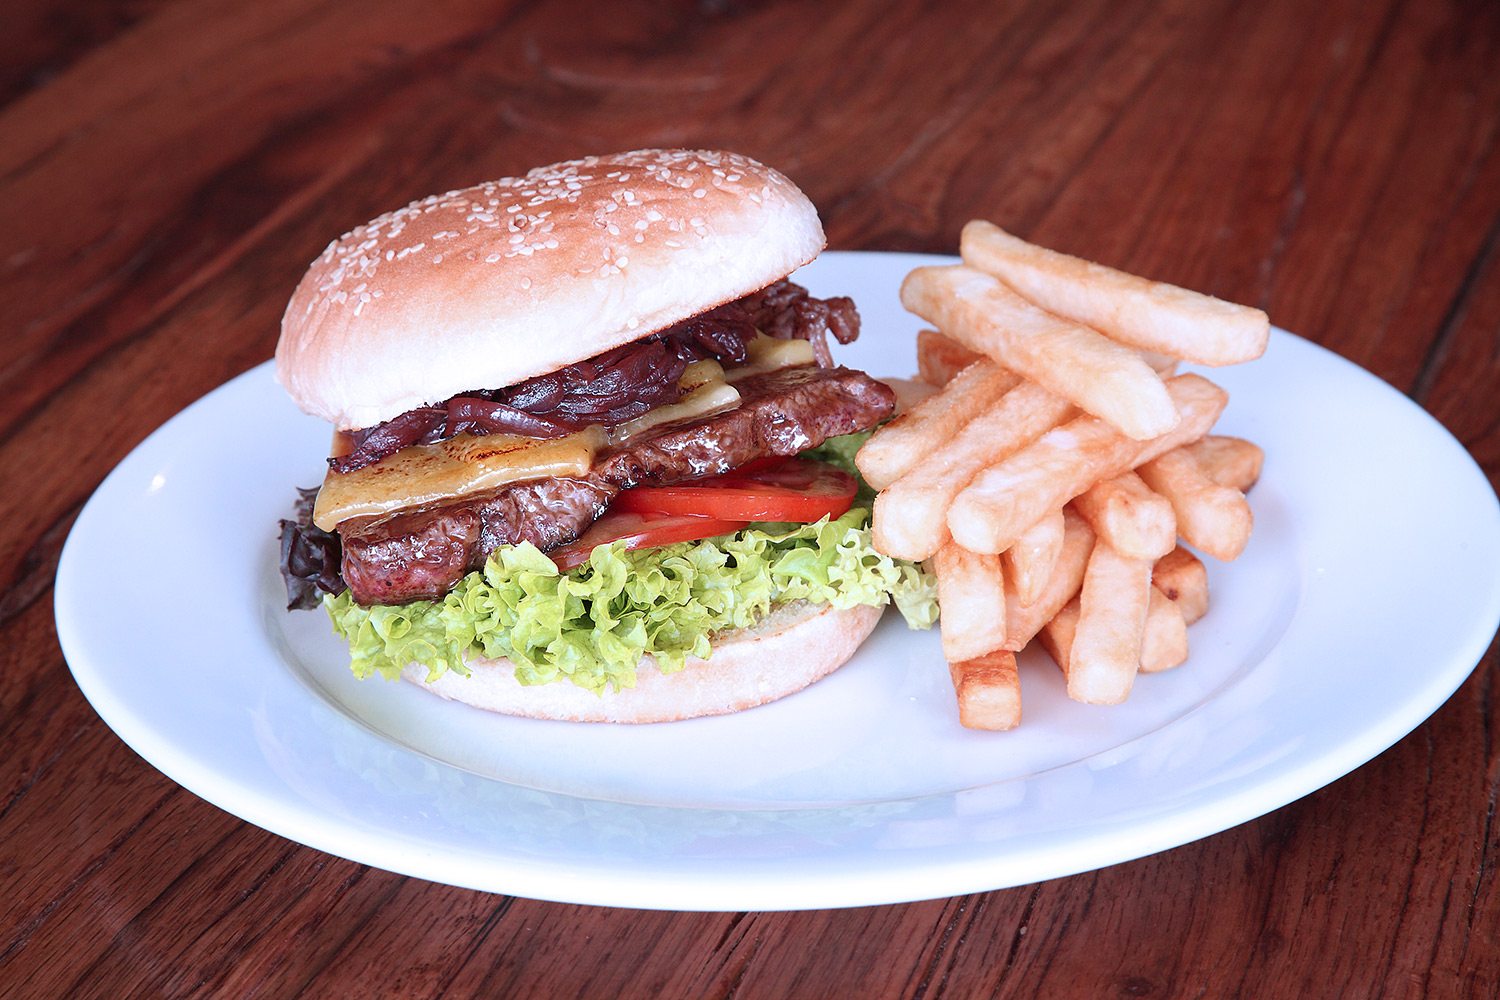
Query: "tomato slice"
613 458 858 523
548 509 749 571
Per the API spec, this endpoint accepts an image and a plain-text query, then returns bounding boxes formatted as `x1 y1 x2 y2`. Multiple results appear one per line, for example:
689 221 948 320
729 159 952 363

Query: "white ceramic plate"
56 252 1500 911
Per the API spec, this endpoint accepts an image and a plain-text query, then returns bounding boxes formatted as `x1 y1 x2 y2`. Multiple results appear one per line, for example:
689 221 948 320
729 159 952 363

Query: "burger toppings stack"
273 149 935 723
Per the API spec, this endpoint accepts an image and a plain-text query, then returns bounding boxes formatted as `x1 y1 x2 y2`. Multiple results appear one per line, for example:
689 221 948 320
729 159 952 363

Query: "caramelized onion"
444 398 579 438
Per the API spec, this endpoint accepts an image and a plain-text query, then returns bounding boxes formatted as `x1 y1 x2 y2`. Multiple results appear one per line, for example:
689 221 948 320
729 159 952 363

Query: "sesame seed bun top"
274 149 826 430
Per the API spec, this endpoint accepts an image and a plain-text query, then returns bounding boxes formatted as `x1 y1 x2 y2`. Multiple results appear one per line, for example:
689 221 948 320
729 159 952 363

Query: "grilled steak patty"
336 365 893 605
339 476 617 605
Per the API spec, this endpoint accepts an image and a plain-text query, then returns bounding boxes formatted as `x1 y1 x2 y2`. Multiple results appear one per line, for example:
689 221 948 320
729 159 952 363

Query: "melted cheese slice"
313 426 605 530
608 377 741 444
724 335 815 382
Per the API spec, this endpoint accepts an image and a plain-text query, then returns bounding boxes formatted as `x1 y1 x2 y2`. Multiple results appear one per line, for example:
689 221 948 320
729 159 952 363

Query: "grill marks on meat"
335 365 894 606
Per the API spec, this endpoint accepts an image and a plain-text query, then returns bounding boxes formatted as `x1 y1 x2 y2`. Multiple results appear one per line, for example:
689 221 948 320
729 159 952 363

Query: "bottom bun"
400 601 884 723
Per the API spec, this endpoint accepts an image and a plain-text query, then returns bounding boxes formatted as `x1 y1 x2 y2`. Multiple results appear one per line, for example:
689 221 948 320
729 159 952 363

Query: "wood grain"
2 0 1497 996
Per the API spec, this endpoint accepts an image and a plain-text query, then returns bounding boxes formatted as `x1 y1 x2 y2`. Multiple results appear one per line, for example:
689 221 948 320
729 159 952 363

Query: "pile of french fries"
858 221 1268 731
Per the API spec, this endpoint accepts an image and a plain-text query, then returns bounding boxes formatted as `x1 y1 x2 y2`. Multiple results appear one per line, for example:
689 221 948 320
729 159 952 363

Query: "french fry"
931 542 1009 663
960 221 1269 366
916 329 983 386
1138 448 1253 561
1040 584 1188 677
1144 353 1180 377
1069 541 1152 705
949 650 1022 731
900 265 1178 440
881 376 941 416
1003 509 1095 650
1070 470 1177 560
1035 600 1079 673
1003 509 1064 606
856 359 1021 490
1140 584 1189 673
1152 546 1208 624
871 380 1073 561
947 374 1228 554
1185 435 1263 493
871 224 1269 731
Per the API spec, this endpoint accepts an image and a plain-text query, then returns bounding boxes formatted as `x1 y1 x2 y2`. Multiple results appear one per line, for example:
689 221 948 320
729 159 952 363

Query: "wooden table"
4 0 1498 995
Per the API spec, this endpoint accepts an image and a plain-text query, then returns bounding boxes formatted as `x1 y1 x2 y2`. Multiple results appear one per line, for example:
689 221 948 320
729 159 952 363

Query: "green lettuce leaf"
325 507 936 694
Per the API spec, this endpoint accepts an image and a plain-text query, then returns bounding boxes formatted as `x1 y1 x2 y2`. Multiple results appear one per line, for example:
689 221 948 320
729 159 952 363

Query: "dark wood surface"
3 0 1498 995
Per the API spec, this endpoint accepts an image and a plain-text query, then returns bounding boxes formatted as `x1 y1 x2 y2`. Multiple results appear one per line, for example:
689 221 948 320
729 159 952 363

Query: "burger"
275 149 935 722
